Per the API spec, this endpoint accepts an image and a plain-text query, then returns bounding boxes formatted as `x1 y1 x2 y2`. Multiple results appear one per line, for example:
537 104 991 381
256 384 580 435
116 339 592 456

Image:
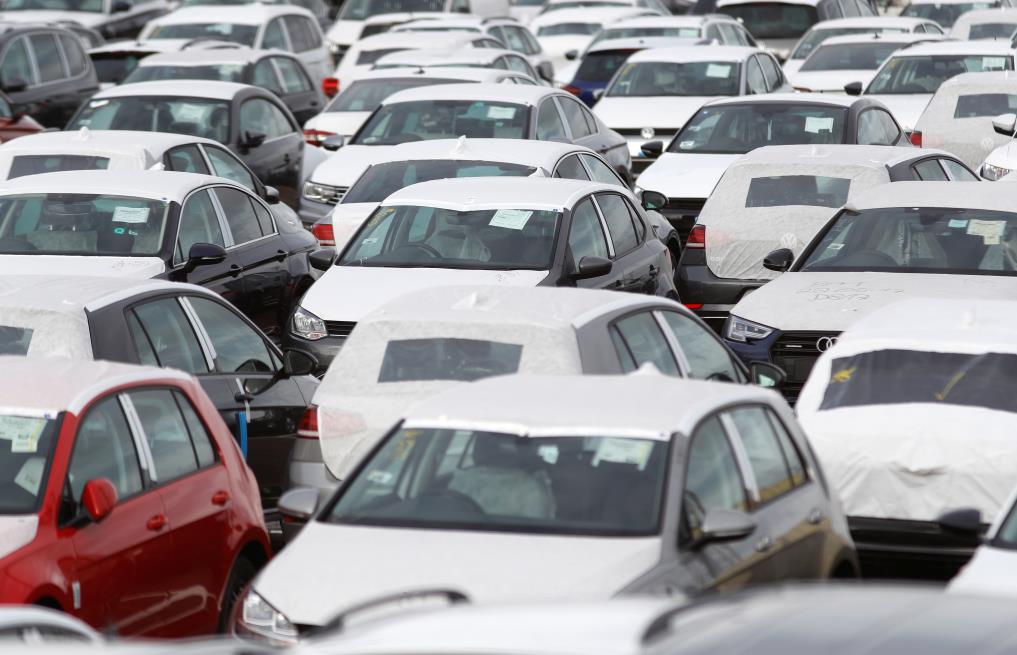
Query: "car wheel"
219 556 257 633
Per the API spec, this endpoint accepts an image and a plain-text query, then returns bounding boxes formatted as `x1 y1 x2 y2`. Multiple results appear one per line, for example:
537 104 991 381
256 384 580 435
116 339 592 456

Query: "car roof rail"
311 589 470 637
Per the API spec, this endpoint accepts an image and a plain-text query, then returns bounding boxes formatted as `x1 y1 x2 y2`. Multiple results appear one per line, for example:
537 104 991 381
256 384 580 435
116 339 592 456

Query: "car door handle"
146 514 167 531
275 249 287 262
754 536 773 553
807 508 824 525
228 264 242 277
284 153 292 164
212 490 230 506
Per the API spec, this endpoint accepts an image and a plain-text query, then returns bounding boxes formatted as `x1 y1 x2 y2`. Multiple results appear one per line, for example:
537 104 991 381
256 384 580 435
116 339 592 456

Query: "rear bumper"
677 256 763 333
849 516 984 581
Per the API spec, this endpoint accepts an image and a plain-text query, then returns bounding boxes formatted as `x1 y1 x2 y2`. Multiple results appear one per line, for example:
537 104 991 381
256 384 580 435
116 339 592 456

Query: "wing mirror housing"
692 508 756 549
321 134 345 151
240 130 266 150
749 361 786 389
81 478 118 523
763 247 794 273
937 508 983 541
992 112 1017 137
278 486 320 522
564 49 579 61
536 61 554 83
283 349 318 376
640 140 663 158
571 255 612 280
263 185 281 204
184 242 227 272
640 189 667 211
309 247 337 271
843 81 863 96
2 77 27 94
112 0 131 11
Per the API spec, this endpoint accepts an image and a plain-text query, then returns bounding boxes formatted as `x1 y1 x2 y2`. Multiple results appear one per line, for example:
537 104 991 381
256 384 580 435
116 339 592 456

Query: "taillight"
684 303 703 310
322 77 339 97
908 130 922 147
304 129 336 146
311 222 335 247
563 84 582 97
686 224 706 249
298 404 319 440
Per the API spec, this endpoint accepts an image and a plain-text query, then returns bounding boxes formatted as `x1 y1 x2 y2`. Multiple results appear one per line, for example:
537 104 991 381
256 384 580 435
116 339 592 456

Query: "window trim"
577 152 625 187
198 144 264 197
585 192 617 258
239 95 299 143
856 106 901 146
592 191 641 258
118 392 157 484
608 307 682 375
210 184 278 247
181 292 285 374
126 296 213 374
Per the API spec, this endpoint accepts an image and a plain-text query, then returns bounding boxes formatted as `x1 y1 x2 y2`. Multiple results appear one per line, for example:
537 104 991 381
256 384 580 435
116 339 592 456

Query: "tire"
219 556 257 633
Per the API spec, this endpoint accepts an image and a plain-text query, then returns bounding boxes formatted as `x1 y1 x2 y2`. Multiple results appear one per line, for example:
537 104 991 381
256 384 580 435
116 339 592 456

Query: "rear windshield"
745 175 850 208
328 78 465 112
954 93 1017 118
122 63 246 84
670 103 848 154
0 325 32 354
867 54 1013 94
820 349 1017 412
147 23 258 46
536 22 601 36
790 27 907 61
575 48 638 83
358 47 407 65
607 61 740 96
595 26 701 43
969 22 1017 39
90 52 152 85
901 0 996 27
343 159 534 203
379 338 523 382
353 100 530 145
799 42 902 72
718 2 818 40
339 0 444 21
8 155 110 180
0 413 60 515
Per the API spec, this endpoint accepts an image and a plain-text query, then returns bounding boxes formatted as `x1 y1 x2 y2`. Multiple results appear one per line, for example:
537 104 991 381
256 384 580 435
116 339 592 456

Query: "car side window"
29 34 65 83
273 57 313 94
727 406 796 504
284 16 319 52
717 23 739 43
129 298 210 374
128 388 199 483
766 410 808 486
659 310 741 381
595 193 638 255
925 22 943 34
505 55 533 76
567 197 609 261
252 59 283 94
759 55 782 91
612 312 680 375
175 391 216 468
499 25 527 52
214 186 264 245
59 34 87 76
746 56 767 95
537 98 568 141
941 158 979 181
705 24 722 42
165 144 211 174
176 188 225 264
262 18 289 50
240 98 294 139
913 158 948 181
188 296 278 374
554 153 590 180
558 96 594 138
683 416 749 540
623 196 646 241
857 109 900 145
204 145 257 191
0 38 33 87
580 154 623 186
839 0 860 17
68 396 144 504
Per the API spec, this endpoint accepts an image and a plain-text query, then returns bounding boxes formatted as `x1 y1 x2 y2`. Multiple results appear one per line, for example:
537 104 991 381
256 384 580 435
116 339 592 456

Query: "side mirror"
937 507 983 540
640 140 663 158
184 242 227 272
263 186 281 204
536 61 554 82
993 112 1017 137
749 361 786 389
309 247 337 271
590 88 604 104
283 349 318 376
641 189 667 211
762 247 794 273
240 130 267 150
112 0 131 11
81 478 117 523
564 49 578 61
571 255 612 280
843 81 863 96
279 486 320 521
2 78 27 94
321 134 345 151
692 508 756 549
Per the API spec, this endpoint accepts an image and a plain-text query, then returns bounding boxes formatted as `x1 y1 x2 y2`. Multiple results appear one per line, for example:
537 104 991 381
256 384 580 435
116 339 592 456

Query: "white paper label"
487 106 517 120
967 219 1005 238
112 207 150 224
489 208 532 230
705 63 731 78
983 56 1007 69
804 116 834 133
0 416 45 453
88 99 109 109
14 458 43 495
593 438 654 470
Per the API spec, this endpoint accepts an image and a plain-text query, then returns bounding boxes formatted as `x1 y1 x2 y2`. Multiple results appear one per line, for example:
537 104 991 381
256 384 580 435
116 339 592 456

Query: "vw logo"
816 336 838 352
640 127 655 140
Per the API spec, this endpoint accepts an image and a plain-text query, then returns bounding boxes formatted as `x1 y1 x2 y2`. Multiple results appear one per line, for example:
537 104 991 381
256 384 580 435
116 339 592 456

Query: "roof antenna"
74 126 90 141
960 307 976 329
451 134 467 156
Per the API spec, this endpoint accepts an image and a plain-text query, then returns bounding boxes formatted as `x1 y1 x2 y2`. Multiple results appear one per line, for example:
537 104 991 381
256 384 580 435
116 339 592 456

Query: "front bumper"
849 516 985 581
723 328 839 404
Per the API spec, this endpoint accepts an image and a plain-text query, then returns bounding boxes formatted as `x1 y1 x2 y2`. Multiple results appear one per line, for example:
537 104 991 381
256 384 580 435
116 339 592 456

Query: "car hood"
982 139 1017 171
950 546 1017 597
329 202 376 251
0 515 38 561
308 145 395 186
635 151 738 198
304 112 373 140
732 271 1017 331
866 93 932 132
326 20 363 47
255 521 662 627
0 9 106 26
788 69 875 92
782 59 804 76
0 255 165 278
594 96 713 130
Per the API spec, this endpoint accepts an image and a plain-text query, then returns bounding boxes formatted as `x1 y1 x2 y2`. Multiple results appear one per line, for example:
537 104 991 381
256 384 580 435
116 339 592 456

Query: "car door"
269 55 322 124
594 192 659 294
564 195 625 289
656 309 746 383
169 187 246 305
236 96 303 206
63 393 175 637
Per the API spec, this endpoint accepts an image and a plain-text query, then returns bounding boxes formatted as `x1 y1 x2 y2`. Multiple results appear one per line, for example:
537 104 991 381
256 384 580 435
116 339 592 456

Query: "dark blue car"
564 37 700 106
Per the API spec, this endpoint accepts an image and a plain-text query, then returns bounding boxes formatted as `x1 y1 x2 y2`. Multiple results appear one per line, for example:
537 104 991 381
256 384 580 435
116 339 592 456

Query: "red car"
0 357 270 637
0 93 42 143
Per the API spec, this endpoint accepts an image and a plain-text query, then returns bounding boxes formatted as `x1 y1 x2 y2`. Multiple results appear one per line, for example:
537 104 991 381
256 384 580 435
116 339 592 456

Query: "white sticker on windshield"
804 116 834 133
679 140 695 149
967 219 1005 238
948 218 968 228
487 106 517 120
210 23 233 34
705 63 732 78
113 207 150 224
0 416 45 453
489 208 532 230
593 438 653 470
983 56 1008 70
88 99 109 109
14 458 43 495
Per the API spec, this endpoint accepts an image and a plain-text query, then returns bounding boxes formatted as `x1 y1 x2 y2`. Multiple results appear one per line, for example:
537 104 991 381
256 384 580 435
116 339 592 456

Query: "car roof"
807 16 937 28
404 372 778 438
849 180 1010 211
0 169 236 201
586 36 699 52
134 47 290 66
935 70 1017 93
529 7 654 25
0 275 212 315
361 10 447 25
704 92 858 107
717 0 821 7
625 45 759 63
355 137 592 166
93 79 251 100
375 46 517 65
148 3 315 24
0 356 191 416
816 32 939 46
886 39 1016 56
348 66 520 83
0 128 217 157
381 82 557 105
353 31 482 49
382 177 615 210
734 144 927 169
953 6 1017 22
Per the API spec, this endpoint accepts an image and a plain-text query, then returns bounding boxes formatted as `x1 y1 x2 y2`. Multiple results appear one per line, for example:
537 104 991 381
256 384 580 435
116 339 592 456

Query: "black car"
121 48 326 124
0 24 99 127
66 80 307 207
0 169 317 339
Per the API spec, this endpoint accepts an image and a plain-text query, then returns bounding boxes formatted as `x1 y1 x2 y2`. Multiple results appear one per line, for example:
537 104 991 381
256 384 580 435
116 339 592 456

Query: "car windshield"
718 3 818 39
340 0 445 20
746 175 850 208
147 23 259 46
819 349 1017 413
90 52 153 85
542 1 629 12
536 22 602 36
352 100 529 145
327 78 469 112
0 0 101 11
799 42 903 72
901 1 996 27
576 48 639 82
799 207 1017 275
122 63 246 84
0 413 61 515
379 338 523 382
969 21 1017 38
593 26 701 43
327 427 668 536
7 155 110 180
339 204 559 270
954 93 1017 118
0 193 169 256
866 53 1013 94
607 60 740 96
669 103 848 153
343 160 535 203
513 0 544 5
68 96 230 144
790 27 907 61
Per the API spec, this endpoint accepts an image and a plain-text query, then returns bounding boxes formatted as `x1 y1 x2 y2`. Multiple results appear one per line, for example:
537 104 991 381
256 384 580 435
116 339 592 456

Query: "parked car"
722 182 1017 401
563 36 697 107
237 372 854 643
0 90 39 143
592 14 758 49
950 6 1017 37
0 170 317 339
536 0 669 19
0 0 169 40
0 357 271 637
373 46 548 87
797 298 1017 578
88 39 180 88
180 0 334 31
0 606 102 644
529 7 654 80
0 24 98 127
0 274 319 508
66 81 308 207
951 477 1017 596
138 4 331 81
981 107 1017 180
788 33 940 94
900 0 1017 29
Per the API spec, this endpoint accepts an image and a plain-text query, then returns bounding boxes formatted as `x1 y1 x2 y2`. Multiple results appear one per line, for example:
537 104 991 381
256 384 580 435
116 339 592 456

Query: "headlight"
292 306 327 341
725 315 775 343
303 181 345 204
234 588 298 646
981 162 1012 181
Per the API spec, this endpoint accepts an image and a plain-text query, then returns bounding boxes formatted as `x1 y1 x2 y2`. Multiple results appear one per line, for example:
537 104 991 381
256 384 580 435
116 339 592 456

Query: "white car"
722 182 1017 400
535 0 669 18
591 14 757 49
950 6 1017 38
0 0 169 41
529 7 654 80
784 16 945 76
854 39 1016 135
798 298 1017 576
789 33 940 94
952 480 1017 596
372 46 547 84
0 606 102 644
235 371 853 643
900 0 1017 29
138 4 332 80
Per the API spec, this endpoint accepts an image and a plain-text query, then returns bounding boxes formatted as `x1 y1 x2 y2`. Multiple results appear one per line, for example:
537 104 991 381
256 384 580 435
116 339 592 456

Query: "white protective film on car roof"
0 308 92 359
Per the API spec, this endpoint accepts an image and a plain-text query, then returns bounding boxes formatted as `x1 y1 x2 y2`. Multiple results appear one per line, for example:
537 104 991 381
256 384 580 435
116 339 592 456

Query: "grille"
318 186 348 206
660 197 705 241
770 330 841 399
325 321 357 338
